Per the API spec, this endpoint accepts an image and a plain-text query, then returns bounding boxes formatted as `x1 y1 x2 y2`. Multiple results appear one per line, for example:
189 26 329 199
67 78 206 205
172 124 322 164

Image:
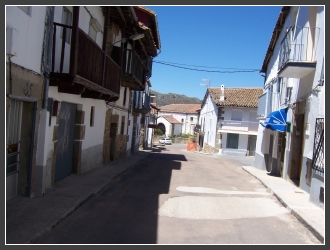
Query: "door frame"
6 96 37 200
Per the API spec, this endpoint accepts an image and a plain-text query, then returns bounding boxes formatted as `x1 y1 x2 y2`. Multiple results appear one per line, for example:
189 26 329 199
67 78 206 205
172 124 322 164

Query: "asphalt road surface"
34 144 321 244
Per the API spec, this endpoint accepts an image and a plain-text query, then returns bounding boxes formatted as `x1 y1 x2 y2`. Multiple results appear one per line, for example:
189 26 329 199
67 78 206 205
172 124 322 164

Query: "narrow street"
34 144 321 244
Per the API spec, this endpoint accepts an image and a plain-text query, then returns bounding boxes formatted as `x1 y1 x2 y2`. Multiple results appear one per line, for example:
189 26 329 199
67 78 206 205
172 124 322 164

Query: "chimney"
220 85 225 101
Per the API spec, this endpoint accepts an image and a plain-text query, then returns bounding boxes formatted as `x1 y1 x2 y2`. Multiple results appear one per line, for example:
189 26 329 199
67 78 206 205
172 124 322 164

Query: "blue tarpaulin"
260 108 288 132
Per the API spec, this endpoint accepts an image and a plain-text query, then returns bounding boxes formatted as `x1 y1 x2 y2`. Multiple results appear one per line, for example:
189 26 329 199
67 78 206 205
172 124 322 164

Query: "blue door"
55 102 76 182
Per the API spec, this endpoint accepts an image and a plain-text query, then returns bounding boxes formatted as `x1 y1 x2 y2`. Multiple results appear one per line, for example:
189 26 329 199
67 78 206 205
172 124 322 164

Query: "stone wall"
202 143 216 155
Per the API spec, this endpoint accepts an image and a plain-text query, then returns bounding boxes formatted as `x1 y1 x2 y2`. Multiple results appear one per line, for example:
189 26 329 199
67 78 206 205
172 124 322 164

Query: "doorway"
6 99 36 200
110 123 118 161
248 135 257 156
289 113 304 186
55 102 77 182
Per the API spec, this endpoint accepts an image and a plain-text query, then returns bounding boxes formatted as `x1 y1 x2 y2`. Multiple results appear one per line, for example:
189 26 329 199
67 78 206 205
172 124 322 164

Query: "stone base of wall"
115 134 127 160
202 143 215 154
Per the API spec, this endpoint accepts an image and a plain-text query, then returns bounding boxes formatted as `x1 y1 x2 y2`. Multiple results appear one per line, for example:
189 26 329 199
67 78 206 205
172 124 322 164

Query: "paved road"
34 144 321 244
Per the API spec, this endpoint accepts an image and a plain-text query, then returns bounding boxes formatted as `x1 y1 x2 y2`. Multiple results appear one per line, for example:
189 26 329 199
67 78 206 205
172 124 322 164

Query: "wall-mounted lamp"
110 33 145 54
112 33 145 47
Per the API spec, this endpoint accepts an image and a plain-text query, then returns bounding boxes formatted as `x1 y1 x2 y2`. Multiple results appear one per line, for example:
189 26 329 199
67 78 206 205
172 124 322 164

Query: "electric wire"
153 60 260 73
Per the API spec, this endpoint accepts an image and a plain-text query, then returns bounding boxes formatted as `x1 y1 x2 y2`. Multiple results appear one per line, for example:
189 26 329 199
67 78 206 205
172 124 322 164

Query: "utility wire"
154 60 259 71
153 61 259 73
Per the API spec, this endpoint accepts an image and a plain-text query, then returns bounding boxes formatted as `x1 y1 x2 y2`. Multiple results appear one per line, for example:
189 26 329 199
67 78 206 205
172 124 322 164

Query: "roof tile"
161 115 182 124
159 104 201 114
208 88 263 108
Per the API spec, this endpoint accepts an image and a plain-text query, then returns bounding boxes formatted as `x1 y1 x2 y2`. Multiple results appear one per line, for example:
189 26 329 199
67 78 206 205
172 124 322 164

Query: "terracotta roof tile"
161 115 182 124
159 104 201 114
208 88 263 108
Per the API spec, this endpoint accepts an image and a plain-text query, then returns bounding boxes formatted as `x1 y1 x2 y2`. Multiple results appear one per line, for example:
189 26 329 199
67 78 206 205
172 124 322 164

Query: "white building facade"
253 6 324 207
6 6 161 201
198 86 263 156
157 104 201 135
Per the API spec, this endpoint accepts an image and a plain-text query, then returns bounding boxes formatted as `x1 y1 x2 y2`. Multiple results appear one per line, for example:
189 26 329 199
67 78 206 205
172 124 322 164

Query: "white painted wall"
157 116 172 137
79 6 104 48
6 6 46 73
173 124 182 136
48 87 107 149
254 7 324 203
199 93 218 148
157 111 198 135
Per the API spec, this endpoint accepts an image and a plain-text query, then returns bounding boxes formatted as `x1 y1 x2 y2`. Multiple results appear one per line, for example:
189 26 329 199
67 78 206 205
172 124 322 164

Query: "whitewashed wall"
199 94 218 147
157 116 172 137
6 6 46 74
157 111 198 135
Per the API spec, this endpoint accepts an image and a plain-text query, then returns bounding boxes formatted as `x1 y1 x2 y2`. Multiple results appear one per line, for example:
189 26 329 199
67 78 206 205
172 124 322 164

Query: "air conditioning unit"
6 27 19 56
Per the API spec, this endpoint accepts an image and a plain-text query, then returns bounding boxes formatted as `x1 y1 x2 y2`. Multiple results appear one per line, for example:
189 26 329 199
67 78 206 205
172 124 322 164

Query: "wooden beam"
81 90 103 99
58 84 86 95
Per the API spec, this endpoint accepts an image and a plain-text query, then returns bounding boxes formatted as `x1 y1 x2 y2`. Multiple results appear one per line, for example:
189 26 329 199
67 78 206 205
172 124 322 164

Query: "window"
231 109 242 121
190 117 193 122
181 118 184 122
123 87 127 106
61 7 72 44
120 116 125 134
227 133 239 149
18 6 30 15
90 106 95 127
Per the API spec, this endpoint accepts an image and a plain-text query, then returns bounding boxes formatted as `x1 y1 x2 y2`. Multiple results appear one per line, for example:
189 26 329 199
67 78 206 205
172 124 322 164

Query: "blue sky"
145 6 282 100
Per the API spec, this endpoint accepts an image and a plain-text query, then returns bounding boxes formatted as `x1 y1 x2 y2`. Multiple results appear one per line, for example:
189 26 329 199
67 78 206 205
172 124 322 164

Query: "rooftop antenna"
200 78 211 88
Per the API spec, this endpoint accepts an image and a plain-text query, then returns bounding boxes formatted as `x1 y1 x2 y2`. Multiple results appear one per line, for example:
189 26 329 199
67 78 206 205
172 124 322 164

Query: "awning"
260 108 288 132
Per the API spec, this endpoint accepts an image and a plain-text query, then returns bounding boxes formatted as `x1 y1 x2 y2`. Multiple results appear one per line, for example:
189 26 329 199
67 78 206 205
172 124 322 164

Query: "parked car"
159 137 172 145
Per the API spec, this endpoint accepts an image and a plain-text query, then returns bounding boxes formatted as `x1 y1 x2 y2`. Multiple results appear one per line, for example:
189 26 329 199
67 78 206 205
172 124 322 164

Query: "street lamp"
111 33 145 50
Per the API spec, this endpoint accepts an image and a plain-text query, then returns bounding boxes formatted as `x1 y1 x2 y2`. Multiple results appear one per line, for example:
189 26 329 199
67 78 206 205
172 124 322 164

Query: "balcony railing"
278 26 320 78
218 120 259 132
122 48 146 90
50 22 121 100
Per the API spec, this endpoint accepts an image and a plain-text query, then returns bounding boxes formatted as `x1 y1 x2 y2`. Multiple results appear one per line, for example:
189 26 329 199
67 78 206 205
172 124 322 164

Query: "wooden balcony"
122 48 147 91
50 21 121 102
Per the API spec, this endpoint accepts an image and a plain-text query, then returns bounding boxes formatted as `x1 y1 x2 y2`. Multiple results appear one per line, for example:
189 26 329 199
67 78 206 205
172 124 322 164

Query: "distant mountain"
150 90 202 107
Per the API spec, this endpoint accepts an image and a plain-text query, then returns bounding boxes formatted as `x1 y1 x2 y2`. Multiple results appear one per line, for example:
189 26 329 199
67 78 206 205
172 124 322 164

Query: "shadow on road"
35 150 186 244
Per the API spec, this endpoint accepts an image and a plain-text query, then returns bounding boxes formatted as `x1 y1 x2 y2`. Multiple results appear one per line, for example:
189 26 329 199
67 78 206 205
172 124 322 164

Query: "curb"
241 167 324 244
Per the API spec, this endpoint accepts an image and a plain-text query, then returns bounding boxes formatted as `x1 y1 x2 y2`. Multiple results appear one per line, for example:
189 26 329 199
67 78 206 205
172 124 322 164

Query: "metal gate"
55 102 77 182
312 118 324 173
